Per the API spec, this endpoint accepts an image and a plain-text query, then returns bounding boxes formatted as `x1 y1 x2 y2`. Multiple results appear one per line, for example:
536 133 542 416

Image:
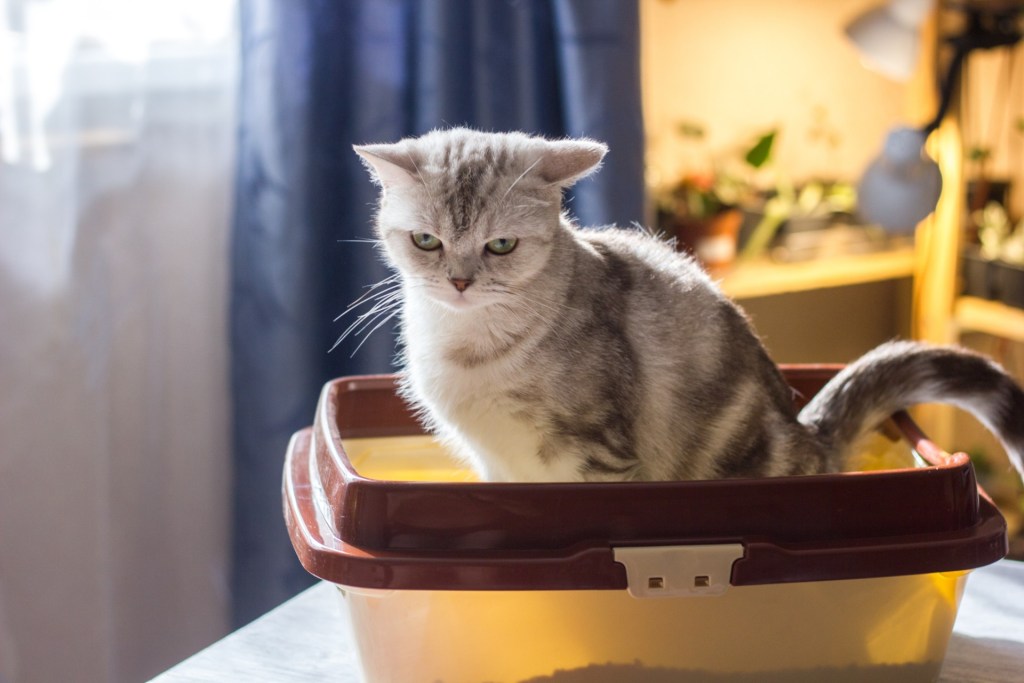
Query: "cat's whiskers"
332 303 399 353
336 295 401 338
352 290 404 330
334 274 402 322
332 276 416 354
337 238 383 245
347 308 401 357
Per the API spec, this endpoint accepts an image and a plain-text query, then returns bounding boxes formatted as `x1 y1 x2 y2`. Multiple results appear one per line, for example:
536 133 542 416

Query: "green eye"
411 232 442 251
485 237 518 255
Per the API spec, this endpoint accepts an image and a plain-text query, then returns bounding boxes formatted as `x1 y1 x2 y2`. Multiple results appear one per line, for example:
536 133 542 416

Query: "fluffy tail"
798 340 1024 478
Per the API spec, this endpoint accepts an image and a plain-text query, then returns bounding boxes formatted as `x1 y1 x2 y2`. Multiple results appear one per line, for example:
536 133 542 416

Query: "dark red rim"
283 370 1008 591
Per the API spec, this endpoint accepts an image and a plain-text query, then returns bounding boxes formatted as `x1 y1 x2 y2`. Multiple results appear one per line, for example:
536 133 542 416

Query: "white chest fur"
402 301 576 482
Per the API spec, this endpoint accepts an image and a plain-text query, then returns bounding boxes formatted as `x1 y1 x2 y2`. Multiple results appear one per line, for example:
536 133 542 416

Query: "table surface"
152 559 1024 683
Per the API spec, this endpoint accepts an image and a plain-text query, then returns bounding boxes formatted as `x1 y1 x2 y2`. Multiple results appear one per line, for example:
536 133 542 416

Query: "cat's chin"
443 297 490 312
429 290 490 312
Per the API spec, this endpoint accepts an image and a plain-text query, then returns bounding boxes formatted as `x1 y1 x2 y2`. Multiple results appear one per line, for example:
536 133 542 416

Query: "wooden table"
152 559 1024 682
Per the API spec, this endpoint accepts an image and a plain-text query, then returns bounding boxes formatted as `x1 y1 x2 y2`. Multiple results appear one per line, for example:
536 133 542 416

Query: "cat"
351 127 1024 483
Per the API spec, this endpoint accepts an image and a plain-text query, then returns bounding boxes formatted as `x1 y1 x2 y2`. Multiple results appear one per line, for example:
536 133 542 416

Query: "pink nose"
449 278 472 292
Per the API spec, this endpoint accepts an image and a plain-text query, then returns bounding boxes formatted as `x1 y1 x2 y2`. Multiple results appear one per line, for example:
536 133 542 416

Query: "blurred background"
0 1 1022 681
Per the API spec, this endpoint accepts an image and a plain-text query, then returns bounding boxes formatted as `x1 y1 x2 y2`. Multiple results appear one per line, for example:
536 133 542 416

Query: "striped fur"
799 341 1024 473
354 129 1024 483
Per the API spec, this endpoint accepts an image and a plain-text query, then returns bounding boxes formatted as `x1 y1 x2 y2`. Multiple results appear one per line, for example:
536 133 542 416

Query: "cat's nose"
449 277 473 292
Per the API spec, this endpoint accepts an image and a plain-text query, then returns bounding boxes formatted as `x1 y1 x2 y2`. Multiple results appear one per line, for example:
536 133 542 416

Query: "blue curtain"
230 0 644 626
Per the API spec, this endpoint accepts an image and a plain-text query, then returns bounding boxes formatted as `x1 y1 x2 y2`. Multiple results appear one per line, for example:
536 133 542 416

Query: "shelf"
954 297 1024 343
719 248 917 300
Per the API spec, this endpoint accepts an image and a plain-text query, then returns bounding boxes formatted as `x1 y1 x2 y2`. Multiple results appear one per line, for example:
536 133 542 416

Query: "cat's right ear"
535 139 608 188
353 144 421 189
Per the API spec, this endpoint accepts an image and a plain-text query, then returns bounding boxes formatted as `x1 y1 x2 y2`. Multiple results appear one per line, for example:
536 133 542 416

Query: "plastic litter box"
283 367 1008 683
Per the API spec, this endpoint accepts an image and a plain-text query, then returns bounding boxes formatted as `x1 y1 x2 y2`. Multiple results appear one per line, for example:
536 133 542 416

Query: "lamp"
847 0 1023 232
858 127 942 231
845 0 934 80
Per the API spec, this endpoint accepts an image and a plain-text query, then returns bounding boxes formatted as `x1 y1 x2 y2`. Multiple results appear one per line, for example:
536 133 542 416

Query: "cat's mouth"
441 291 481 310
431 285 493 311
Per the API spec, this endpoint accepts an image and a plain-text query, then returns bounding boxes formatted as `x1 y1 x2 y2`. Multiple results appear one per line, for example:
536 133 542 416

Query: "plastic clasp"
613 544 745 598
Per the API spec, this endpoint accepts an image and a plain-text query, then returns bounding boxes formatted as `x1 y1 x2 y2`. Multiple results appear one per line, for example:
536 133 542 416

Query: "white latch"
613 544 745 598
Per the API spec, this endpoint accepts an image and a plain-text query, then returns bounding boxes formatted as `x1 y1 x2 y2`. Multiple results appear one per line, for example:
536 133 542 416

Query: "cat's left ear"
535 139 608 187
354 143 421 189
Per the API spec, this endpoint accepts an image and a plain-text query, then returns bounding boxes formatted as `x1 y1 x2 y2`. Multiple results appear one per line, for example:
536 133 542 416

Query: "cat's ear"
353 144 421 189
535 139 608 187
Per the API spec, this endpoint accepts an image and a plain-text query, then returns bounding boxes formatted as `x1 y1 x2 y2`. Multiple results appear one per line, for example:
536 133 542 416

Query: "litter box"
283 367 1008 683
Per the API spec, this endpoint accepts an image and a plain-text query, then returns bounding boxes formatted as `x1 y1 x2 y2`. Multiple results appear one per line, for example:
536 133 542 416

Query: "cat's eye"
485 237 518 255
411 232 442 251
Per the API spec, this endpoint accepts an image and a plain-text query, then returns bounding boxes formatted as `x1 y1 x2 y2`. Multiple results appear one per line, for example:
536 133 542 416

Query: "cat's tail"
797 340 1024 478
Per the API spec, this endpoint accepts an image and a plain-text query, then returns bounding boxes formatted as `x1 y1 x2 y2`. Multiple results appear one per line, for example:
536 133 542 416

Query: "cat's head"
355 128 605 310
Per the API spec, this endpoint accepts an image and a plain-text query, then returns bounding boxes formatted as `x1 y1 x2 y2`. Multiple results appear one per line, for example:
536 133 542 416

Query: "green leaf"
745 130 777 169
968 146 992 162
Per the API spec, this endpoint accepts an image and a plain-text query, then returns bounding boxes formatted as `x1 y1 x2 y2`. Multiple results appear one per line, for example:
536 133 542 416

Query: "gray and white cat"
352 128 1024 483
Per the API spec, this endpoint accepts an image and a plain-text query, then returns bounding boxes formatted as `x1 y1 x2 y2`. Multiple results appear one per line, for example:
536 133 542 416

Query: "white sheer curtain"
0 2 237 681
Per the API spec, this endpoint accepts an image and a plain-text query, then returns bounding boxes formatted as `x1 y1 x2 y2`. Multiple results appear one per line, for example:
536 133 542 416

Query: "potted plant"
738 178 857 262
993 222 1024 310
655 125 775 275
965 201 1024 308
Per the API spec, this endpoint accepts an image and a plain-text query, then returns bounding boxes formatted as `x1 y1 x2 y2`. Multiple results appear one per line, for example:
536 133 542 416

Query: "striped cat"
351 128 1024 483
